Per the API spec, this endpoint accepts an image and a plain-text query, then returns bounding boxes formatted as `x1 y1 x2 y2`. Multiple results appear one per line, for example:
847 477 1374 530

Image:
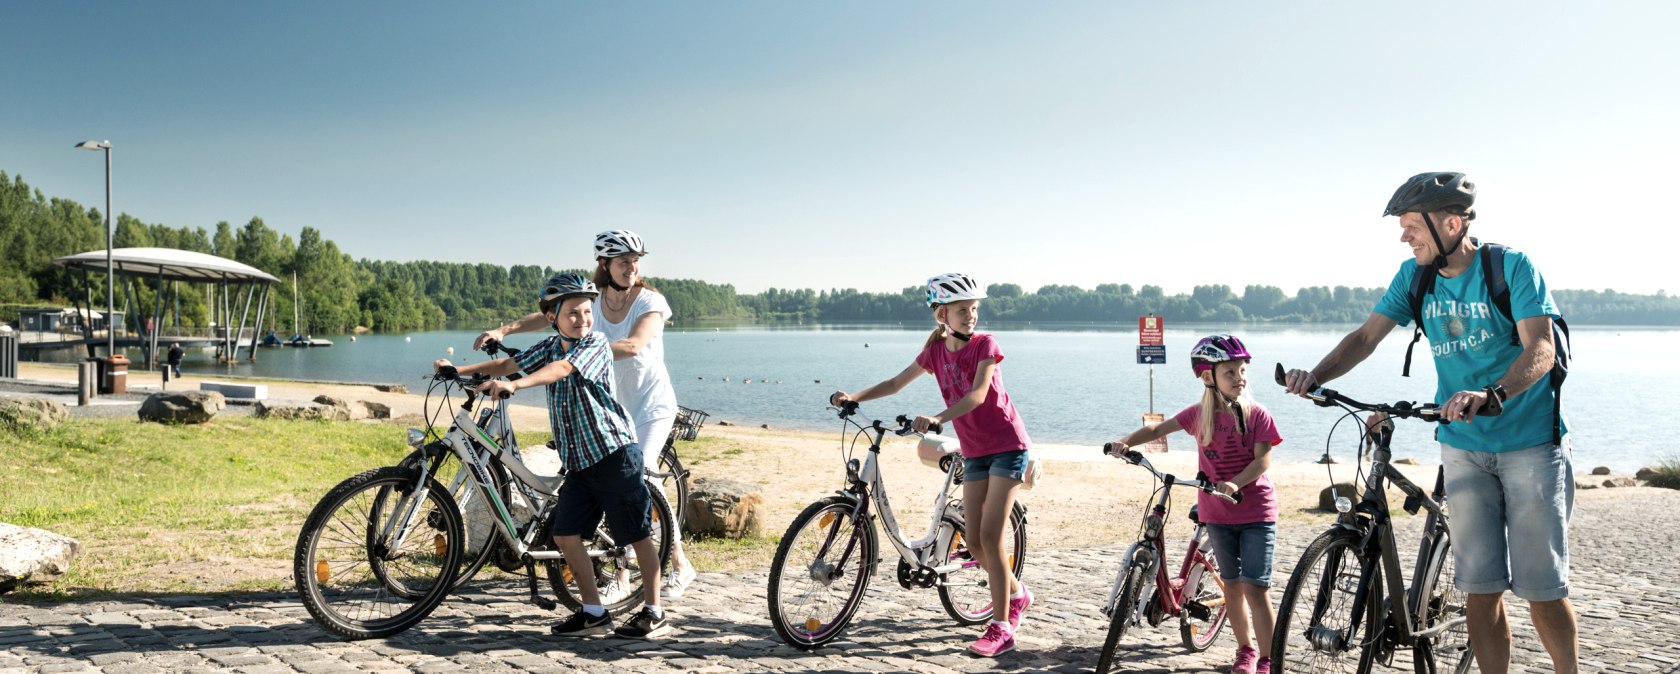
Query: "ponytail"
924 306 949 348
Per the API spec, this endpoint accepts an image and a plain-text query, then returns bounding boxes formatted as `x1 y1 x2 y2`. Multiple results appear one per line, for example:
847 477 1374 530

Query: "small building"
16 307 124 333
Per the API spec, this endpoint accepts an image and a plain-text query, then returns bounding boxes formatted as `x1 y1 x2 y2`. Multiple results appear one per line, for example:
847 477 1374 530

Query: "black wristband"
1484 384 1507 403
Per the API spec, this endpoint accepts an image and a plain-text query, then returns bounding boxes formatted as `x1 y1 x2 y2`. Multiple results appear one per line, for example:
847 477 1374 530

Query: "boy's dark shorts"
549 443 652 545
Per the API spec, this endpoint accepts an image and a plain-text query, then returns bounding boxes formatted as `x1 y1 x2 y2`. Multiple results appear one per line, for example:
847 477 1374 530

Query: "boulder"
1319 483 1358 512
313 395 369 420
0 523 80 593
1393 457 1421 465
0 397 67 433
1590 466 1611 476
1575 481 1599 490
1602 477 1639 488
686 477 766 539
138 391 225 424
1636 467 1658 480
373 384 408 394
256 401 351 421
361 401 392 420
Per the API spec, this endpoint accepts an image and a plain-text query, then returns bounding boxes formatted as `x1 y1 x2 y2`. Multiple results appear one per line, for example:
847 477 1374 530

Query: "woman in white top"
475 229 697 598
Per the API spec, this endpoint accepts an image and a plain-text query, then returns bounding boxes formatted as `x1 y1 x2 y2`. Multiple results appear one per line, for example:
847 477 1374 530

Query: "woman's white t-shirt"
593 289 678 425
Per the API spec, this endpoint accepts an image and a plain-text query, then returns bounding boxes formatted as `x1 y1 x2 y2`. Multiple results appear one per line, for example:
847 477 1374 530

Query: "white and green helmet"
926 272 987 307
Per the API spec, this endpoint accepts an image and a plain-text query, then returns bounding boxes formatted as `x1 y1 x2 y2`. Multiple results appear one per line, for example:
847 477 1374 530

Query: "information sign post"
1136 314 1169 452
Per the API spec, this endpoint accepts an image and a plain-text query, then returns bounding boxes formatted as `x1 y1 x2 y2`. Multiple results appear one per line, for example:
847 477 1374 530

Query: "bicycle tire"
548 476 675 614
1271 529 1372 674
1179 554 1229 652
656 441 691 532
293 466 463 640
398 444 509 590
1096 562 1149 674
937 500 1028 625
1412 533 1471 674
766 495 877 649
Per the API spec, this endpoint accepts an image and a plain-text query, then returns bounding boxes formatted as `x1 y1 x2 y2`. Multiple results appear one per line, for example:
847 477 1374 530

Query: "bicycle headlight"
1144 513 1164 535
406 428 426 448
1335 496 1353 513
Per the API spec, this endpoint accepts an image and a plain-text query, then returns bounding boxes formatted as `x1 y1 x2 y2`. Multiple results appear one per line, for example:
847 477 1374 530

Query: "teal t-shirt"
1371 245 1567 452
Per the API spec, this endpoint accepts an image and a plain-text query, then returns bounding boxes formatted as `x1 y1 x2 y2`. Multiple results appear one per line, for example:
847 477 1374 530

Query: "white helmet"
926 272 987 307
594 230 648 258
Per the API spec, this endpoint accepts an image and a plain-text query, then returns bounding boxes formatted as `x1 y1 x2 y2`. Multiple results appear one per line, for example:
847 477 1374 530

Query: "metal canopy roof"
53 247 280 284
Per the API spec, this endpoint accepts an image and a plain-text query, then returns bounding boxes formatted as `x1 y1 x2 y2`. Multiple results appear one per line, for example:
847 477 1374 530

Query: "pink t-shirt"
1172 402 1283 524
914 333 1032 459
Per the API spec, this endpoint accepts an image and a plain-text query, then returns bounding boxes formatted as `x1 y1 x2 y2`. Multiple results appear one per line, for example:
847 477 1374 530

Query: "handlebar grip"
436 365 459 380
507 373 523 382
1274 363 1287 386
1101 442 1115 456
928 423 942 435
1231 490 1244 504
496 390 512 400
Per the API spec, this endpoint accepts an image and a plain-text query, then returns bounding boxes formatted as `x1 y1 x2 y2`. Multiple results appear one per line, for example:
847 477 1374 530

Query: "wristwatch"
1484 384 1508 403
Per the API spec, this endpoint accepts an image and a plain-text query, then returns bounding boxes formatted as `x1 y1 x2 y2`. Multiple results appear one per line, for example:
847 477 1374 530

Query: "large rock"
686 477 766 539
138 391 225 424
1590 466 1611 476
1319 483 1359 512
313 395 368 420
0 397 67 433
0 523 80 593
1636 466 1658 480
1602 477 1639 488
361 401 392 420
256 401 351 421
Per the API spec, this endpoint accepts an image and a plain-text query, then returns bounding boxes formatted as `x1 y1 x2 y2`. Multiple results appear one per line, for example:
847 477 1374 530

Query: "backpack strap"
1479 241 1520 346
1484 240 1570 444
1402 265 1434 378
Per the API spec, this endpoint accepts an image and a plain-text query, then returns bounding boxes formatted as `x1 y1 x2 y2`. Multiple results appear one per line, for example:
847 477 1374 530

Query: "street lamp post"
74 140 114 358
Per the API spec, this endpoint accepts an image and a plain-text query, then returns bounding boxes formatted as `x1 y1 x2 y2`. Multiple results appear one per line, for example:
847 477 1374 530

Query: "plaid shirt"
515 331 637 472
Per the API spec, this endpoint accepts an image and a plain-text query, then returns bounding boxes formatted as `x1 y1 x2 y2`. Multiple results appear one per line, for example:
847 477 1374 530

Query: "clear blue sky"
4 1 1674 295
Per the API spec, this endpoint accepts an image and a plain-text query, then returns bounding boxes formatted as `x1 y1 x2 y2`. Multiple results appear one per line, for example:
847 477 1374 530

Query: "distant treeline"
3 170 1676 331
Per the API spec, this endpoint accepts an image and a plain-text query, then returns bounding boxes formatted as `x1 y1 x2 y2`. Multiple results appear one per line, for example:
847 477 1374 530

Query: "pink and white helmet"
1190 334 1252 376
926 272 987 307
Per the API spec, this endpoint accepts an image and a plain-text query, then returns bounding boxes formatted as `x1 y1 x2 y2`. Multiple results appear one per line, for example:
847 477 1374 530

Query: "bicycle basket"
675 405 710 441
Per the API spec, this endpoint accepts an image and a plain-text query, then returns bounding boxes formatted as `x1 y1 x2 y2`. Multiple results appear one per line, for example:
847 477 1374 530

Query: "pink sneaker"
969 622 1016 657
1232 645 1259 674
1256 656 1272 674
1007 583 1034 631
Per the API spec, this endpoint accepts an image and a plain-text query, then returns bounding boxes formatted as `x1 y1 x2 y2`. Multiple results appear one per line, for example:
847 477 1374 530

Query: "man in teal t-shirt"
1284 173 1577 674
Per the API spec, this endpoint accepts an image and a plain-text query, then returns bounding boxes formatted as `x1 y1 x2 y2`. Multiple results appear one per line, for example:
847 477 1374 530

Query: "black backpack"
1403 240 1571 444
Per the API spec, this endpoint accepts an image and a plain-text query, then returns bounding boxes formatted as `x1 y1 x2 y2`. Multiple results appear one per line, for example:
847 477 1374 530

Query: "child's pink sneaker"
1007 583 1034 631
1233 645 1259 674
969 622 1016 657
1256 656 1272 674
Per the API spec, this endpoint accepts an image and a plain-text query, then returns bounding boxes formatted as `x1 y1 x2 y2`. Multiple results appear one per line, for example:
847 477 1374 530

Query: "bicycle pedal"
532 596 556 611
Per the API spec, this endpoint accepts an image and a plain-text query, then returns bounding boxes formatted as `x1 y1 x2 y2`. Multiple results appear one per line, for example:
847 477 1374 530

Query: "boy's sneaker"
663 564 698 599
598 579 632 605
1233 645 1259 674
551 609 613 637
1007 583 1034 631
969 622 1016 657
613 606 672 639
1256 656 1272 674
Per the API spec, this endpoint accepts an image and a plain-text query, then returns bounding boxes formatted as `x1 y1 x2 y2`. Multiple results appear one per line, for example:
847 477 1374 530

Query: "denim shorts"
1441 438 1574 601
962 449 1030 482
1205 522 1277 588
549 443 653 545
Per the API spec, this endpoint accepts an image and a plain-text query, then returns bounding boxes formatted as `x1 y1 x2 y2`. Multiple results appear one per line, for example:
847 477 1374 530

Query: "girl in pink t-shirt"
1106 334 1281 674
829 272 1032 658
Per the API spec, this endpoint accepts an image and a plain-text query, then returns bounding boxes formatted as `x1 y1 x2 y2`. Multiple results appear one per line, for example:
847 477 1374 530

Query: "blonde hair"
924 306 950 349
1195 362 1256 448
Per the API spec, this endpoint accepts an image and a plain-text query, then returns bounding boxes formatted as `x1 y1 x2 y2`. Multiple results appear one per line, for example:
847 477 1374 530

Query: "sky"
3 1 1676 296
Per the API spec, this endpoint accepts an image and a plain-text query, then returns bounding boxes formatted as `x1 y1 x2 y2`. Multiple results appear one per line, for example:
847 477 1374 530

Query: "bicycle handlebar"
831 402 942 436
1273 363 1499 420
479 338 521 358
1101 443 1240 504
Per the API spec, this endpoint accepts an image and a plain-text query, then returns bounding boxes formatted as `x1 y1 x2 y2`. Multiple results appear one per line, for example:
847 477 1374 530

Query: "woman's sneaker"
969 622 1016 657
663 564 698 599
1007 583 1034 630
613 606 672 639
1232 645 1259 674
551 609 613 637
598 579 632 605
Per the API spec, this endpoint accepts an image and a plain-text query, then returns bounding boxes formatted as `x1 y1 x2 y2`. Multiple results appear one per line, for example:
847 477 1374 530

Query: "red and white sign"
1139 413 1169 453
1139 315 1164 345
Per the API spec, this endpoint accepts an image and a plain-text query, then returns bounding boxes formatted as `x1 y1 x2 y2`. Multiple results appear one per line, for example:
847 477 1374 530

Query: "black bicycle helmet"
1383 172 1476 219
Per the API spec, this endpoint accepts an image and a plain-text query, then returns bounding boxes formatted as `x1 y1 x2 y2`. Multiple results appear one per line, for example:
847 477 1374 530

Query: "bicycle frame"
1105 453 1229 623
818 414 969 585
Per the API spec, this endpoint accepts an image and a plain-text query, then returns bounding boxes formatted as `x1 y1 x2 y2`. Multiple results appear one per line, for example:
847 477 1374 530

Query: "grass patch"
684 533 780 573
1645 455 1680 490
666 435 735 467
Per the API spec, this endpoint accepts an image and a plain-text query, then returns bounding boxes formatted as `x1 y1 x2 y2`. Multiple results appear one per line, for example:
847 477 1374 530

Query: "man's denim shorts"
1441 438 1574 601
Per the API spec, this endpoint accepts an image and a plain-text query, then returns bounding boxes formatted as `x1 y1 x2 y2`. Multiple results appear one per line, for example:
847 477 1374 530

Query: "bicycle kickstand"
525 559 557 611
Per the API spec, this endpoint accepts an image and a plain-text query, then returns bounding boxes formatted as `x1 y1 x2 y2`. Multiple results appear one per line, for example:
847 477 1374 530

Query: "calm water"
196 323 1670 472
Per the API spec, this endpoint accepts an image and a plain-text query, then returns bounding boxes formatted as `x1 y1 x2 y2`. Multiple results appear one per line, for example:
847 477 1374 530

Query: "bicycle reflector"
315 560 331 584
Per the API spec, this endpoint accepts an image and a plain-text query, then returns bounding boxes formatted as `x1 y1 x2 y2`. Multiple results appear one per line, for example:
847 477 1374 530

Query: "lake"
193 323 1669 472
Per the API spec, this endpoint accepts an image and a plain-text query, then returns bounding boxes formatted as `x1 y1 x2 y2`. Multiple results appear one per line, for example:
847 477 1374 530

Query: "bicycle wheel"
1096 562 1149 674
398 444 508 590
548 477 674 614
1179 554 1229 652
937 500 1028 625
1271 529 1373 674
1412 534 1471 674
656 441 691 531
767 496 877 649
294 466 463 640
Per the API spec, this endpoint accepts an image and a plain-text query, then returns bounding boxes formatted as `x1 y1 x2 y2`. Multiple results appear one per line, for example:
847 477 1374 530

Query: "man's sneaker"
598 579 632 605
663 564 698 599
969 622 1016 657
1256 656 1272 674
551 609 613 637
1007 583 1034 631
613 606 672 639
1233 644 1259 674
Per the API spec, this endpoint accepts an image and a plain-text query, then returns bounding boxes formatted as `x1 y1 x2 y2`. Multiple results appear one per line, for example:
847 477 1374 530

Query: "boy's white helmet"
926 272 987 307
594 230 648 258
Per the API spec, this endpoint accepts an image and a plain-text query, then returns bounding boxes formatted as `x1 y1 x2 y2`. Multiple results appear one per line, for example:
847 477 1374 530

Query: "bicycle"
1269 364 1480 674
653 405 708 530
292 367 674 640
1093 444 1238 673
765 402 1028 649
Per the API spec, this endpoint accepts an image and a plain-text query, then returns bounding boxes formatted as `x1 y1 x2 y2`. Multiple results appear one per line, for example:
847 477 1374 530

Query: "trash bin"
100 354 130 394
0 330 16 379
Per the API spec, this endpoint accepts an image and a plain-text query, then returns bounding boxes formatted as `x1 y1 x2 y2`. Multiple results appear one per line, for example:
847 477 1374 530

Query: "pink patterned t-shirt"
1172 402 1282 524
914 333 1032 459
